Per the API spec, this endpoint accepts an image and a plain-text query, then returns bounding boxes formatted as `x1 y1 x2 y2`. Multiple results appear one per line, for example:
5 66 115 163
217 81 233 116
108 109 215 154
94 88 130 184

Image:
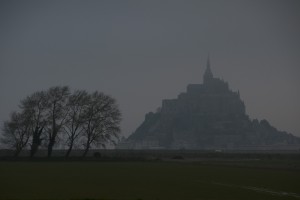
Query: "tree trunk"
48 115 56 158
30 126 44 158
65 142 73 157
47 138 55 157
82 143 90 157
30 135 40 157
30 144 38 157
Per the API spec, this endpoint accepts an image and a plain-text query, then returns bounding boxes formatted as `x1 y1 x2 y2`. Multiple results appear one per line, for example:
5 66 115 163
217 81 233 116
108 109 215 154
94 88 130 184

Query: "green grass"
0 161 299 200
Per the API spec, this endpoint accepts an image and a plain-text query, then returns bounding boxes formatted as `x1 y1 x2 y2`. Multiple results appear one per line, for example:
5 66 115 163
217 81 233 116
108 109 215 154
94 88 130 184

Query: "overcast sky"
1 0 300 137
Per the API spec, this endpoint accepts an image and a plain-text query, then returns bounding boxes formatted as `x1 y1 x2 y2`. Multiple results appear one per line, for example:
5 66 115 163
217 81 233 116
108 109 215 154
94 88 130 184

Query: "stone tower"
203 56 213 84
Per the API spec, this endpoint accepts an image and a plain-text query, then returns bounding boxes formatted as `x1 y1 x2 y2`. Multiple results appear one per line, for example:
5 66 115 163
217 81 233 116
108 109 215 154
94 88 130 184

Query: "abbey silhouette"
119 57 300 150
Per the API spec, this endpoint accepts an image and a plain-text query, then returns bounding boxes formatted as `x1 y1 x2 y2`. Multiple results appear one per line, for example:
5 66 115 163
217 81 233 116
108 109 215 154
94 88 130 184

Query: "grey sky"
1 0 300 137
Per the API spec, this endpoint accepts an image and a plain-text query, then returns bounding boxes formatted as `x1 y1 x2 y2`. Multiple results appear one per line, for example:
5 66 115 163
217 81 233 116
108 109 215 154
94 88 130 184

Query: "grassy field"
0 161 299 200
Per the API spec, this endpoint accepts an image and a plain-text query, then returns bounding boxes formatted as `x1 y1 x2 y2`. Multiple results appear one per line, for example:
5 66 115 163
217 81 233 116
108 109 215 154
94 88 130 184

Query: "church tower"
203 55 213 84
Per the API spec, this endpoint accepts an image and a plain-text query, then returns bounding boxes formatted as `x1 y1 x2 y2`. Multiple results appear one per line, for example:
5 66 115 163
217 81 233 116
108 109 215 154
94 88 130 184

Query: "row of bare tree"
1 86 121 157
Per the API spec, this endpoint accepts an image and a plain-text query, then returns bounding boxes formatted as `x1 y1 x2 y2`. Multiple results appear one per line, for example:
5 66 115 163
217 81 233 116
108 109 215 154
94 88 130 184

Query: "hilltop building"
118 57 300 150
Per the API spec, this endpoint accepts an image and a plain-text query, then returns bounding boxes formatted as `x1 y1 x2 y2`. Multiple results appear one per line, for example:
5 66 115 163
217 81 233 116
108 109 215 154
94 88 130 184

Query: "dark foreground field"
0 159 300 200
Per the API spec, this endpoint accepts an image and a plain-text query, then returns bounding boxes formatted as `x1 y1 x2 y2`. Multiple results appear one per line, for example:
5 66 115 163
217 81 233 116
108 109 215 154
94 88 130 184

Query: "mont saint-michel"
119 58 300 150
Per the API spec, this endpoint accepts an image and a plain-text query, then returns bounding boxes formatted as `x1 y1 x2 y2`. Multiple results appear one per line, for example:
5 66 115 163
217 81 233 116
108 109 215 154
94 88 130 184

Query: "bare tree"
81 92 121 157
20 91 47 157
1 112 31 157
1 86 122 158
63 90 89 157
45 86 70 157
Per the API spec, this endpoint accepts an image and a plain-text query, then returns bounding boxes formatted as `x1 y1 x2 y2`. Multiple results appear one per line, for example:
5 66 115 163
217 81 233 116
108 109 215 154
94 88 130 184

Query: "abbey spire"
203 55 213 84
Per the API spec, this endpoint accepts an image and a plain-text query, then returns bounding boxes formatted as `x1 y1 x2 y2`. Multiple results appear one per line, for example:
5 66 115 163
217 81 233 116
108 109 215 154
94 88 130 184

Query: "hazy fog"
1 0 300 137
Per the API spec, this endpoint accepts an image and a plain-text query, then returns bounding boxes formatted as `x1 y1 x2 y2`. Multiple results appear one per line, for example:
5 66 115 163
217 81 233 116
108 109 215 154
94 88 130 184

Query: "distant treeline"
1 149 299 164
0 86 121 157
